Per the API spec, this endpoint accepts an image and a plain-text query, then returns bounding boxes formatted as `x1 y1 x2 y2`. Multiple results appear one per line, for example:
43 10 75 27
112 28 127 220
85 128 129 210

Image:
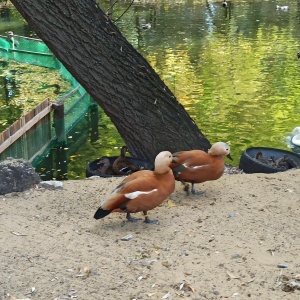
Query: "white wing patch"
182 163 209 170
125 189 157 199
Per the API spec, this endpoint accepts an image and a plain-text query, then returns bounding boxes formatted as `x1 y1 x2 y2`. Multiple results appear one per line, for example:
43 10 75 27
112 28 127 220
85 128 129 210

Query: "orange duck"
170 142 232 195
112 146 139 175
94 151 176 224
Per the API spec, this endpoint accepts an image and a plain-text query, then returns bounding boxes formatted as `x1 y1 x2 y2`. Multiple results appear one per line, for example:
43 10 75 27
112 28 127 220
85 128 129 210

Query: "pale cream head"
208 142 231 157
154 151 174 174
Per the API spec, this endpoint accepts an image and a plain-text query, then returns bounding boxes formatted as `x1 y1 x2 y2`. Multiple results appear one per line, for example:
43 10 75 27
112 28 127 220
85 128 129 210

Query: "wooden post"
52 102 66 146
52 102 68 180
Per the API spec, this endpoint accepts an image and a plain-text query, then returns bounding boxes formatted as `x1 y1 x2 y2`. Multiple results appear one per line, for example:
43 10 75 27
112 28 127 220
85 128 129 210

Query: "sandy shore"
1 169 300 299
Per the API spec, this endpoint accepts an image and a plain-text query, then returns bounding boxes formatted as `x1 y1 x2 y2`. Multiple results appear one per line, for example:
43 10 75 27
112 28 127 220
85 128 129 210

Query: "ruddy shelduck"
94 151 176 224
170 142 232 195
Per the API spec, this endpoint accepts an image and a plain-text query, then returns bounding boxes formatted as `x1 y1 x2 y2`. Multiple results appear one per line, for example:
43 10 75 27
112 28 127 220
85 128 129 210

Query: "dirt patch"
1 169 300 299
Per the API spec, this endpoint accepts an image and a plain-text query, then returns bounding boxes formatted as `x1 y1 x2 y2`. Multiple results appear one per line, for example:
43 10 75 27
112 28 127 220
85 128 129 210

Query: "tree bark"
10 0 211 161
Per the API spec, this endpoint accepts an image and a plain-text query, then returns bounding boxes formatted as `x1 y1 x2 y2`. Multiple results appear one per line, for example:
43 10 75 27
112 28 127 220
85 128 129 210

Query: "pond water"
1 0 300 179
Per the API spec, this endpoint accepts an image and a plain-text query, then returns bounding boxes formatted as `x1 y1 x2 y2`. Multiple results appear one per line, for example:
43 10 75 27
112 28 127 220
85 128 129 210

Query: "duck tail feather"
94 207 112 219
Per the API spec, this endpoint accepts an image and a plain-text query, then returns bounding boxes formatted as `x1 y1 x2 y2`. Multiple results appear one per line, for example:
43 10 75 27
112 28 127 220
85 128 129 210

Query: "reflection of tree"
0 6 10 21
115 0 300 160
11 0 210 162
4 70 17 101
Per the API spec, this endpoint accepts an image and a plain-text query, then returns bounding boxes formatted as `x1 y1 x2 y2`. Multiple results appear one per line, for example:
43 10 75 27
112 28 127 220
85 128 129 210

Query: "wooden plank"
0 99 52 154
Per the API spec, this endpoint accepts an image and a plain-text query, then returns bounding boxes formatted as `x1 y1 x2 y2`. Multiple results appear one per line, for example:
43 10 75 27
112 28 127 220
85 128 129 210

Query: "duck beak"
171 155 178 163
227 154 233 161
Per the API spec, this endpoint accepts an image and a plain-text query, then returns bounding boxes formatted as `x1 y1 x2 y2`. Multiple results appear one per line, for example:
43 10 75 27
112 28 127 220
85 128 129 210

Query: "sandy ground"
1 169 300 300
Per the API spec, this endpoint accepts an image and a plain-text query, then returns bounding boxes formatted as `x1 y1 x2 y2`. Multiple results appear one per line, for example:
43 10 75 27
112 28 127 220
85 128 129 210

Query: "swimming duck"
94 151 176 224
276 5 288 10
112 145 139 175
291 127 300 147
170 142 232 195
142 23 151 30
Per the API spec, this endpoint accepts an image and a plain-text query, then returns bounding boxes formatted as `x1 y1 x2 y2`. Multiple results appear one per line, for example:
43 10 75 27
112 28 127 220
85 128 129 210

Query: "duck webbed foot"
143 211 159 225
126 213 142 222
191 183 205 195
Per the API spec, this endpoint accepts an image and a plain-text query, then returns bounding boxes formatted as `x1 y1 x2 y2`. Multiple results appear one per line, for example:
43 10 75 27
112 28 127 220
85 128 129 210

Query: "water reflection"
0 5 10 21
102 0 300 165
2 69 18 100
2 1 300 179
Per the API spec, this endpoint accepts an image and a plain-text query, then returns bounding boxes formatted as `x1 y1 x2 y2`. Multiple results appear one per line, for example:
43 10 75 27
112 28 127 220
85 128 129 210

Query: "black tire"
86 156 154 178
239 147 300 174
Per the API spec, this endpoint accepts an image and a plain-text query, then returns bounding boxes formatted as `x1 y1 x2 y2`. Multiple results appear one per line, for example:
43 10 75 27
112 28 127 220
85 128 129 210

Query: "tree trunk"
10 0 211 161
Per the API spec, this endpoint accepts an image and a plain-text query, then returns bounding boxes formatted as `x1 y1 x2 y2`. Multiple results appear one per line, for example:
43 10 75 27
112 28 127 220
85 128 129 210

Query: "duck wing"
171 150 213 173
94 171 159 219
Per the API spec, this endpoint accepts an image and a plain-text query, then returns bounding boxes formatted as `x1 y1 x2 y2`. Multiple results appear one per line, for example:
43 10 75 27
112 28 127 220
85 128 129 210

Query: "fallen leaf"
83 266 91 276
76 266 90 277
167 199 176 207
186 284 196 292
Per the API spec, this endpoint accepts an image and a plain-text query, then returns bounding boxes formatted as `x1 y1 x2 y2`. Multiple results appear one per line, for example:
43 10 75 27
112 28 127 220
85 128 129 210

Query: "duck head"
120 145 129 157
208 142 232 160
154 151 176 174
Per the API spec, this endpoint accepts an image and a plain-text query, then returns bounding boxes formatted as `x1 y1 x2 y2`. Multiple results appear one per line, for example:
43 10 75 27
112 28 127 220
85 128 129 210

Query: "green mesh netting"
0 34 59 69
0 34 94 168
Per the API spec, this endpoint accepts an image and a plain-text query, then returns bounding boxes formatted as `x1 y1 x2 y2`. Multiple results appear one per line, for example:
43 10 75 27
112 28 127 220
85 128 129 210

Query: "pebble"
120 234 133 241
39 180 63 189
277 263 288 268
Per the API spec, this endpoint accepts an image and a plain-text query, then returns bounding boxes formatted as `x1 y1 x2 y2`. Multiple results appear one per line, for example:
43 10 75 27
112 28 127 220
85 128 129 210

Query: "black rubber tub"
239 147 300 174
86 156 154 178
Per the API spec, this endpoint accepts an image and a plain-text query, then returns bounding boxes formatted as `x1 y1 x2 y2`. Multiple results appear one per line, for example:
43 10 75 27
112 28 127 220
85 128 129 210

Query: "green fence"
0 32 96 176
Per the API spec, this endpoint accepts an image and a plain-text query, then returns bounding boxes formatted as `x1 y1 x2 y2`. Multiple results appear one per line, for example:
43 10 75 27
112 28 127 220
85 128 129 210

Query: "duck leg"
126 213 142 222
181 181 190 195
143 211 159 225
191 183 204 195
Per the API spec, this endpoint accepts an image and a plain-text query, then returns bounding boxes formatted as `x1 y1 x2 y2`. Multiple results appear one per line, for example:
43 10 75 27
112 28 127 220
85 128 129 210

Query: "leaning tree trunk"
10 0 211 161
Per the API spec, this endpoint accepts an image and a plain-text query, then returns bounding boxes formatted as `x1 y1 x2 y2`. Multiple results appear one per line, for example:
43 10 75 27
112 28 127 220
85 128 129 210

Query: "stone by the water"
0 158 41 195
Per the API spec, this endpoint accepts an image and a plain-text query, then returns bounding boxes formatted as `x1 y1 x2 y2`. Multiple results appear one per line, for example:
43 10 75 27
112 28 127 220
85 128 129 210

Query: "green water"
1 0 300 179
